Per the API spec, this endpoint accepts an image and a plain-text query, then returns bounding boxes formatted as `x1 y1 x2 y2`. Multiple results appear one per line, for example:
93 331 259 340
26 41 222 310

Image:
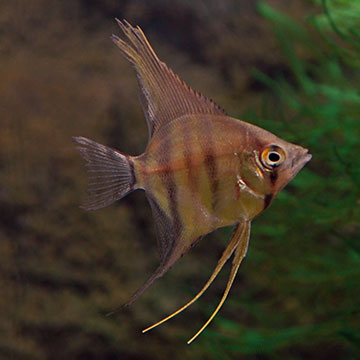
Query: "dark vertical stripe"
270 170 278 185
182 122 198 193
204 153 219 197
263 193 273 210
126 155 136 190
201 121 219 210
158 129 182 255
182 119 201 229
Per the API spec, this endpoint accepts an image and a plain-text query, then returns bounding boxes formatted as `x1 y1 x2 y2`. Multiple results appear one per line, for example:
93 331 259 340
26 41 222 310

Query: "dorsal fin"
112 19 227 140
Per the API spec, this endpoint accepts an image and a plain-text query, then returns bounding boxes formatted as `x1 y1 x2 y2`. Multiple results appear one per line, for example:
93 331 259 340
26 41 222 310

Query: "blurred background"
1 0 359 359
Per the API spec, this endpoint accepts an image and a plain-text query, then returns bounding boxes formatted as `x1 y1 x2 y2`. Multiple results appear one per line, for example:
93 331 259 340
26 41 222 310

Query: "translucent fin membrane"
112 19 226 140
73 136 135 210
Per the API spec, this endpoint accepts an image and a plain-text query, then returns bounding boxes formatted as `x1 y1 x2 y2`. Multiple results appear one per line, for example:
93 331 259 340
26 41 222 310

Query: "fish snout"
290 146 312 172
302 148 312 163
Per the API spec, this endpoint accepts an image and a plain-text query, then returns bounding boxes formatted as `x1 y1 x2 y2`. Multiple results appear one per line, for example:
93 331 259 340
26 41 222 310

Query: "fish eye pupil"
268 152 280 162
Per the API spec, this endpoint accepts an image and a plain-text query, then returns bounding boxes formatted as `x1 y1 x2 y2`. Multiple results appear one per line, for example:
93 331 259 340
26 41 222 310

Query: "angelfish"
73 19 312 344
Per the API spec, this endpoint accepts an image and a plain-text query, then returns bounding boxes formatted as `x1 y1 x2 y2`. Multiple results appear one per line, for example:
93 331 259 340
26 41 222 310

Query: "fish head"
239 125 312 206
260 141 312 194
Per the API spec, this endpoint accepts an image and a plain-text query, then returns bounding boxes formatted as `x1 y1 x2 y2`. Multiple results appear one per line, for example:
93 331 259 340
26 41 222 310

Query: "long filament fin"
187 221 251 344
142 225 241 334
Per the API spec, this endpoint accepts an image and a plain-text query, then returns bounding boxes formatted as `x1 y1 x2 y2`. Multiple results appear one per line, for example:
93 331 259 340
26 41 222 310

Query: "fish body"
73 20 311 343
134 114 309 261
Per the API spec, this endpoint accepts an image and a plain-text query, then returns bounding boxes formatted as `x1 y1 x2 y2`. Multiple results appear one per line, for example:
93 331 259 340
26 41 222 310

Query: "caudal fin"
73 136 136 210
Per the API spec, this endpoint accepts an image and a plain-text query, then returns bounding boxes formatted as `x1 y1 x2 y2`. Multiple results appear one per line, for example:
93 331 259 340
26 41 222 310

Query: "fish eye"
260 145 285 169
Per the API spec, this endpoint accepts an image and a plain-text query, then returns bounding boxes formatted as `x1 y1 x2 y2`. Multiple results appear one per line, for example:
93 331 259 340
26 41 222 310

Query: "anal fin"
108 194 190 313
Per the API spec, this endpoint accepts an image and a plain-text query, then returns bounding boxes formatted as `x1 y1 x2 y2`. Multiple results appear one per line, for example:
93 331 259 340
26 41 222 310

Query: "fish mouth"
290 148 312 176
303 149 312 164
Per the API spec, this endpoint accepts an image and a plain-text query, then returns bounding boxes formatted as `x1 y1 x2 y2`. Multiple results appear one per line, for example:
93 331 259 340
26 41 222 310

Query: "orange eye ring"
261 145 286 169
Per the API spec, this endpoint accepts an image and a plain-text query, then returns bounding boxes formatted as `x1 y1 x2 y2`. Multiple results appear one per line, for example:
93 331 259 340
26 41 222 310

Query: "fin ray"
108 194 203 312
147 194 176 261
112 19 226 140
108 237 190 313
73 136 135 210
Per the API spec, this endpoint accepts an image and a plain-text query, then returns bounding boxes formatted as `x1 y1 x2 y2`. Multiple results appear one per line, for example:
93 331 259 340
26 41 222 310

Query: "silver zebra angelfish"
73 19 312 343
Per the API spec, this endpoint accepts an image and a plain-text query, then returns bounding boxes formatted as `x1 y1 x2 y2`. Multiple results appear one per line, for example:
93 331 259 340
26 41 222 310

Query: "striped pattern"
157 133 182 254
74 20 311 341
201 121 219 210
263 193 273 210
137 115 268 262
126 155 136 190
182 123 199 194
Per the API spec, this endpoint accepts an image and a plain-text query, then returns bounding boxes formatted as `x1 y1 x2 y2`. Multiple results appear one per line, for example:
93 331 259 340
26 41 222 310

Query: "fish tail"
72 136 137 210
